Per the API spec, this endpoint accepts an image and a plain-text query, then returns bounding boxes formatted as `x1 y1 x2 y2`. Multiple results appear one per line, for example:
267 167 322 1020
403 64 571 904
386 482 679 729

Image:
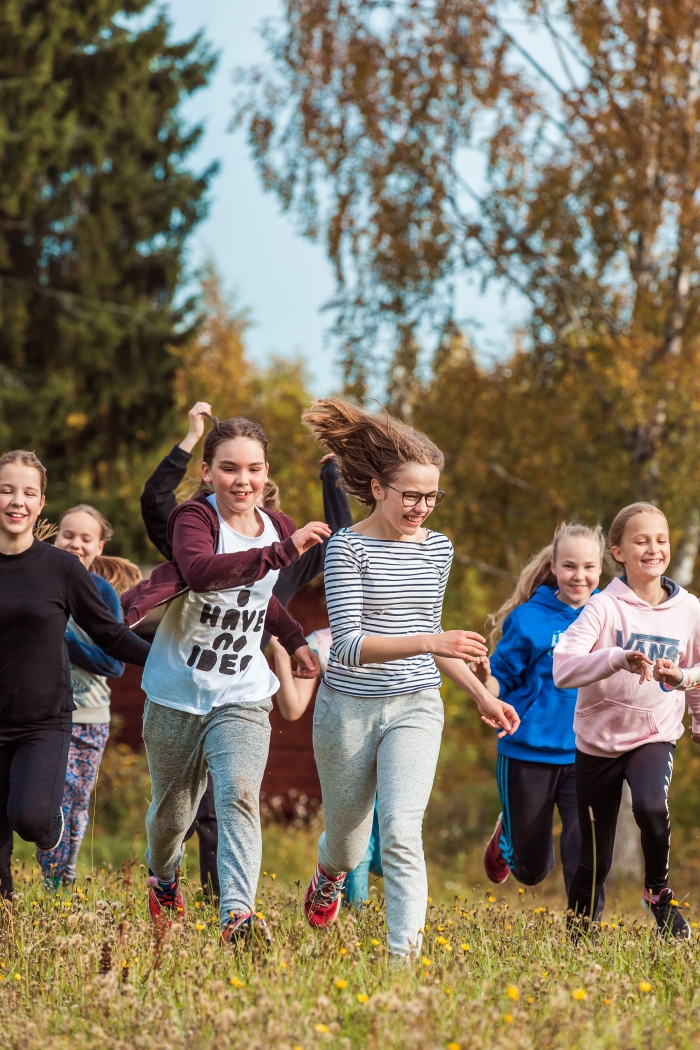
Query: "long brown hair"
486 522 605 648
92 556 142 596
302 397 444 508
608 501 667 575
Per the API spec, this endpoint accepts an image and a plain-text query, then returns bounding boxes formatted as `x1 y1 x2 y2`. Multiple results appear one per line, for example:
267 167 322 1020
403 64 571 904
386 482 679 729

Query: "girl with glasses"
300 398 519 962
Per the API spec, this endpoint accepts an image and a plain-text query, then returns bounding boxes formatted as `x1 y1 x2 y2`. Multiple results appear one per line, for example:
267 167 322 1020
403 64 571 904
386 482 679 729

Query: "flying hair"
608 501 668 574
302 397 444 507
92 556 142 596
486 521 605 648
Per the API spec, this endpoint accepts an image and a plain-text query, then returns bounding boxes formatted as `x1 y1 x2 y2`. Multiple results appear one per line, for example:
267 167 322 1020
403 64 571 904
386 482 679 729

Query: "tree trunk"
669 510 700 586
611 782 643 880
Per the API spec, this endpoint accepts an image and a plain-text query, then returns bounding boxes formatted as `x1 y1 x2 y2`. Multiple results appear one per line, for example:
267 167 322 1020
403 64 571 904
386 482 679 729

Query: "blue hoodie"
490 585 592 764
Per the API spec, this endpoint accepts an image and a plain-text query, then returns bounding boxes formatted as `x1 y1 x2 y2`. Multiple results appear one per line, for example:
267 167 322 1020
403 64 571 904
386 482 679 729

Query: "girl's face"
551 536 602 608
611 511 670 583
0 463 45 539
202 437 268 514
372 462 442 538
55 510 104 570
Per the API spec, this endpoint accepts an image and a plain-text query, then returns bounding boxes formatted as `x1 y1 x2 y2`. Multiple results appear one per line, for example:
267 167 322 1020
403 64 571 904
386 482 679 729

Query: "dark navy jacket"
490 585 594 764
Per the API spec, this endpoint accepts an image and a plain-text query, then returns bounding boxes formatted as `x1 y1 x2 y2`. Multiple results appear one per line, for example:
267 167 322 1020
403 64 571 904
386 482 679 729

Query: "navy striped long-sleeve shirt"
323 527 453 696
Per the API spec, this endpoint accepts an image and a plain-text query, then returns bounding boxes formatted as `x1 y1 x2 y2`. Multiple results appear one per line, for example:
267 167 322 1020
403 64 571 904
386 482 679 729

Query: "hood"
606 575 682 609
527 584 597 619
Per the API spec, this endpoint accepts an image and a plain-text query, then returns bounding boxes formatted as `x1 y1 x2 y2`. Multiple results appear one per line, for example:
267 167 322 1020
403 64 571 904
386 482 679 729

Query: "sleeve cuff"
609 647 630 672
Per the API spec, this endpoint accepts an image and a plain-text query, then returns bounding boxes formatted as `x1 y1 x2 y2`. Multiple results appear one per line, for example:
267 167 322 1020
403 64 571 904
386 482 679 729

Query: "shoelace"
153 881 180 908
311 876 342 907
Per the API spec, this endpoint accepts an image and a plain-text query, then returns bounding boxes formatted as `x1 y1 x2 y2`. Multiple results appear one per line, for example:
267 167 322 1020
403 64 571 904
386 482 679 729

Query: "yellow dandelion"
195 923 205 931
603 998 611 1005
692 922 698 928
211 916 218 923
444 988 452 995
370 938 379 947
442 944 453 952
507 985 519 1001
428 896 433 902
314 1024 329 1034
436 936 448 945
487 896 495 904
503 1014 514 1024
256 911 264 920
518 888 525 894
280 961 287 970
194 901 201 909
339 947 347 955
684 901 690 908
230 977 245 988
421 957 432 967
534 906 546 914
271 873 276 880
527 997 534 1004
334 979 348 990
14 974 20 982
571 988 587 1001
447 1043 461 1050
357 993 369 1004
122 960 129 969
639 981 652 993
670 899 680 906
263 871 267 876
0 976 4 981
460 943 470 952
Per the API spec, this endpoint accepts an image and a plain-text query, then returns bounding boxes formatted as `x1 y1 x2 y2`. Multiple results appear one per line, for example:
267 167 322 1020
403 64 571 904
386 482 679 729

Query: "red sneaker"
303 863 346 929
146 870 187 926
483 816 510 884
221 910 272 947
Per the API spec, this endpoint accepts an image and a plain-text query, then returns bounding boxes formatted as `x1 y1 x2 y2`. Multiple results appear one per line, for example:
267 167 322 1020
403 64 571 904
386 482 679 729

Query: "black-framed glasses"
385 484 446 508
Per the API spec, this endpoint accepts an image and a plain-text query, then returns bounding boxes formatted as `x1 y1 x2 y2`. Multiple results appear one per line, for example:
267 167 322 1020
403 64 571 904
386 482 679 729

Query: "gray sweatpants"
313 682 443 957
142 697 272 925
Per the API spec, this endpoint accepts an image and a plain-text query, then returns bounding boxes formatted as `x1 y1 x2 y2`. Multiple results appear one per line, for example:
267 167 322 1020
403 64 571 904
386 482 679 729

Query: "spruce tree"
0 1 216 557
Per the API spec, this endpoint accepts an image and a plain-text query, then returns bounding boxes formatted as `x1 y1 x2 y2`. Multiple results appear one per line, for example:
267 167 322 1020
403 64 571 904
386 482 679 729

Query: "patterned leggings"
36 723 109 882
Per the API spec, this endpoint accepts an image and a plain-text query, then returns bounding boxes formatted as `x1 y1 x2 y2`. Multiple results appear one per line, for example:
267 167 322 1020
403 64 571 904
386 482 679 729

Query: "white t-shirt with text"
142 499 280 714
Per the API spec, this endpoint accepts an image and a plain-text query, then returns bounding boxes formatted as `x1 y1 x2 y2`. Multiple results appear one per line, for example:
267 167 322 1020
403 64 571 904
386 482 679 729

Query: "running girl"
0 451 149 899
128 416 331 942
474 523 604 902
554 502 700 938
300 398 519 961
37 505 140 889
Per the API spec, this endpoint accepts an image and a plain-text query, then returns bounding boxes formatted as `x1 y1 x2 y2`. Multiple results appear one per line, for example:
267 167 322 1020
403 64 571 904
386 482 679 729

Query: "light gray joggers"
313 682 444 957
142 697 272 924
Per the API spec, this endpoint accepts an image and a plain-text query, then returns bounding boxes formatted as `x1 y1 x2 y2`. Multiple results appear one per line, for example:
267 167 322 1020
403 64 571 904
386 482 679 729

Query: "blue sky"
165 1 561 392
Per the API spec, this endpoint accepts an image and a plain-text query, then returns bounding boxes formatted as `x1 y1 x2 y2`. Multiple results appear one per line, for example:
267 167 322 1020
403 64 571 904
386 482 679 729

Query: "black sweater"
0 541 150 724
140 447 353 610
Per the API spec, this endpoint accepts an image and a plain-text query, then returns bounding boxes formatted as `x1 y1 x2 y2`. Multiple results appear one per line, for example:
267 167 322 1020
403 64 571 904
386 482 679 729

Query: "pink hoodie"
552 577 700 757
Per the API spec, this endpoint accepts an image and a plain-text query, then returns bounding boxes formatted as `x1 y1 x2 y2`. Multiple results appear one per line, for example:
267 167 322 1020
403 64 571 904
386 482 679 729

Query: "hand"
625 650 653 684
476 695 520 738
291 521 332 555
179 401 213 454
430 630 488 661
469 655 491 685
653 657 683 686
291 645 320 679
692 734 700 746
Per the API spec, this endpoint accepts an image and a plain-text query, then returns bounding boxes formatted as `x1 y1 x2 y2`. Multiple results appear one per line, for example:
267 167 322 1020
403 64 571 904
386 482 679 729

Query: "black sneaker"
642 887 691 940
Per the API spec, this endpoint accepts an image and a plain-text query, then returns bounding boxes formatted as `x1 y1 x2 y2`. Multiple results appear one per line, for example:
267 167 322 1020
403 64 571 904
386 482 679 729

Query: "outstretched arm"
434 656 520 737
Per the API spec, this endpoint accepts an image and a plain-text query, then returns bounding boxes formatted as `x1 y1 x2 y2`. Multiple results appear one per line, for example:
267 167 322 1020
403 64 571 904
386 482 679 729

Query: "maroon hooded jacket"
121 493 307 655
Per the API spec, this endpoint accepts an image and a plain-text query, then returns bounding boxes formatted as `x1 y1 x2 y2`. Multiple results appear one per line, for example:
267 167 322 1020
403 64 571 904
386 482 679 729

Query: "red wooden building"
109 580 326 814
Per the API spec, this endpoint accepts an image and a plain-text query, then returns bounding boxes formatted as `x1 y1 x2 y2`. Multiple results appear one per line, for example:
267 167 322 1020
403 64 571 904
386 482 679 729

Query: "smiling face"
0 462 45 542
551 536 602 609
54 510 105 570
201 437 268 516
611 511 670 584
371 461 441 538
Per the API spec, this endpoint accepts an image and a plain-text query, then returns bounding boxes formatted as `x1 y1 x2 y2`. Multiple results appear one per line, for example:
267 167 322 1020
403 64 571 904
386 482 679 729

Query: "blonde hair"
92 556 142 596
0 449 47 493
487 522 605 648
58 503 114 542
302 397 444 508
608 502 667 574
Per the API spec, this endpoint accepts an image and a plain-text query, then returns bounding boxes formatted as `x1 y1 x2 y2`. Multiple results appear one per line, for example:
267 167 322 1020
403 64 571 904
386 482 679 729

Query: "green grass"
3 824 700 1050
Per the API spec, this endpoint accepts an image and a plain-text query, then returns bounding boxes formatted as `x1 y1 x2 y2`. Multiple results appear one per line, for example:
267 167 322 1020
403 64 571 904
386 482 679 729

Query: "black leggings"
0 718 71 897
567 742 674 919
497 754 603 905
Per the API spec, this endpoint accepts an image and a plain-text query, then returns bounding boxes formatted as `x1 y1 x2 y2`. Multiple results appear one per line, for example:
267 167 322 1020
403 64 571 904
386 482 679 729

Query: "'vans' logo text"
615 631 680 663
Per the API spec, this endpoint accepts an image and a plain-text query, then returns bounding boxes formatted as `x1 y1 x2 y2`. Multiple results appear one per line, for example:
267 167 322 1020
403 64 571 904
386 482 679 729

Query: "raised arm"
552 598 630 688
67 561 150 667
140 446 192 560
